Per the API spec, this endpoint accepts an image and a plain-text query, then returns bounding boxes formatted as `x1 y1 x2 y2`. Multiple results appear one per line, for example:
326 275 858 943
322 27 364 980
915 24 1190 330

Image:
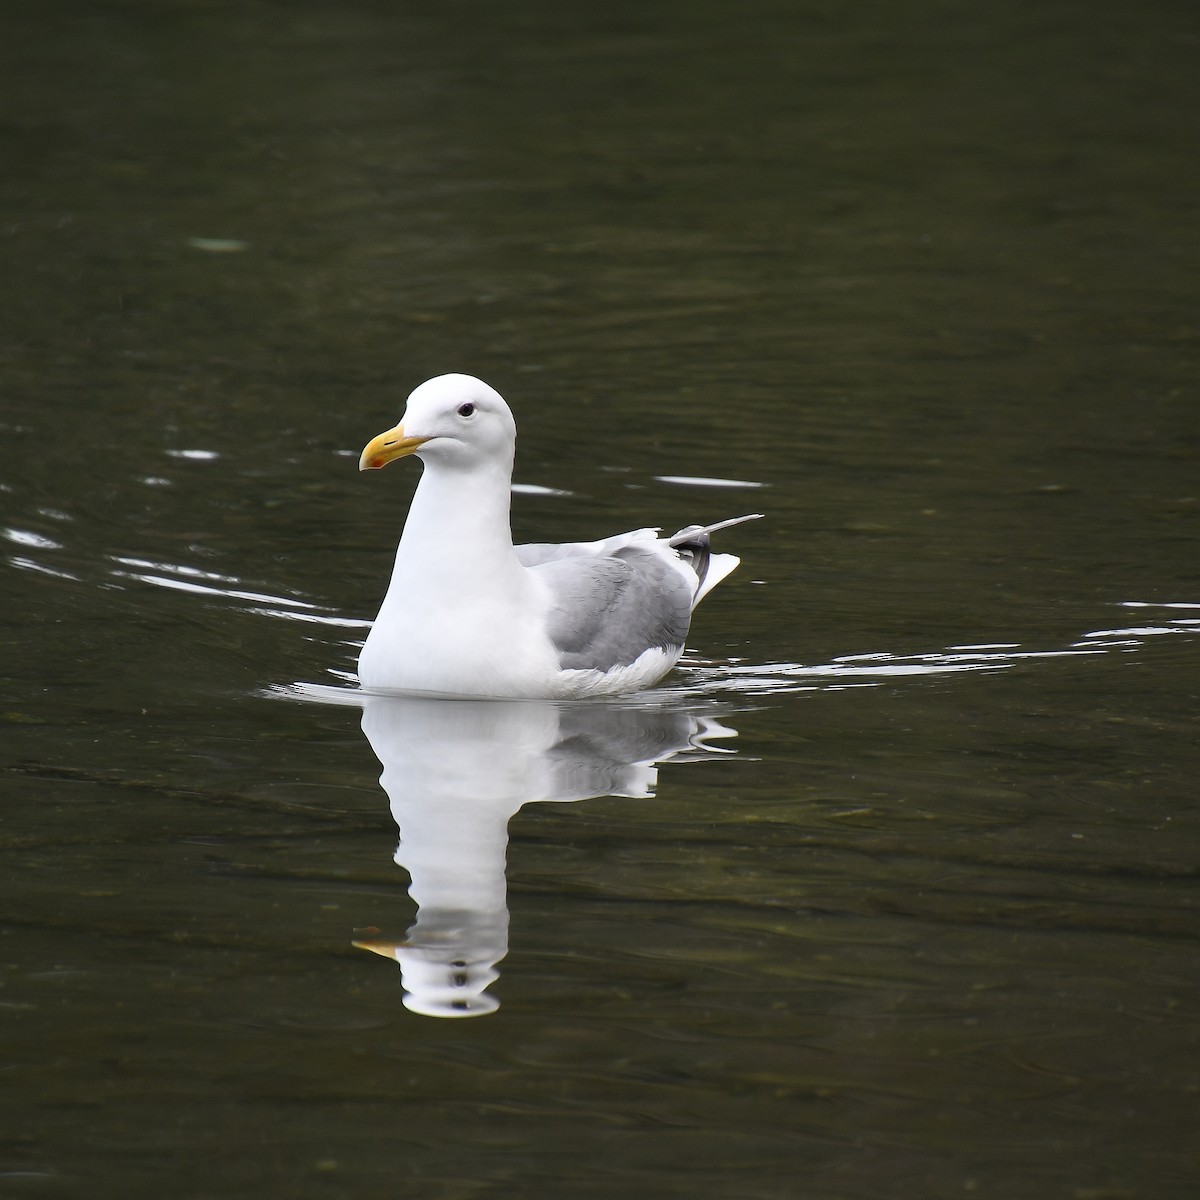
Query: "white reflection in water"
510 482 573 497
108 554 330 615
654 474 767 489
288 687 736 1018
245 607 371 628
112 569 320 609
6 555 78 581
3 527 62 550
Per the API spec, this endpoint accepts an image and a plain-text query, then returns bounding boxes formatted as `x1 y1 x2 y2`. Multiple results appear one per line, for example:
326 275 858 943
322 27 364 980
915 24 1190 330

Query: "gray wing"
529 545 695 672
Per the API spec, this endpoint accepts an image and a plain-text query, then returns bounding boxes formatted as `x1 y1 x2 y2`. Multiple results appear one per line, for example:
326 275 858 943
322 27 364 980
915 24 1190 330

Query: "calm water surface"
2 1 1198 1197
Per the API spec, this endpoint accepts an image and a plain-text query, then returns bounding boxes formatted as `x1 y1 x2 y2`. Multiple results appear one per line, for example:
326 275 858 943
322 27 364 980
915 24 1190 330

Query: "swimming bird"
357 374 760 699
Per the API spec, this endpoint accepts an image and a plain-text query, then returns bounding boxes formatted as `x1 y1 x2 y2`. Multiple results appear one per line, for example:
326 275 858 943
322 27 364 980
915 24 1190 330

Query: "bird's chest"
395 590 536 658
359 554 559 695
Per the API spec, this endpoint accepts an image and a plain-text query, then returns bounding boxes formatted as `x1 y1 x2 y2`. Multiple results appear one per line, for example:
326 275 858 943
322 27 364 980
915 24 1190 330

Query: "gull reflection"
350 694 736 1018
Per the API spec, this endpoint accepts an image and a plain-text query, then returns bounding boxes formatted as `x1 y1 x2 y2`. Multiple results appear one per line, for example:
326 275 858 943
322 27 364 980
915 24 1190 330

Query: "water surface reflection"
296 689 737 1017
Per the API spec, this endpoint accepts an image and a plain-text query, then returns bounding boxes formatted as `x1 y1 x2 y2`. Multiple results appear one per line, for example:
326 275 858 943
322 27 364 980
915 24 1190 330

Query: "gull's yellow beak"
359 423 430 471
352 938 407 960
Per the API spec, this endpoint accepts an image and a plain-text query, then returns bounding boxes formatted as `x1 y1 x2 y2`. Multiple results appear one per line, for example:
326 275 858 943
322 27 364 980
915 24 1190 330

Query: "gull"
357 374 760 698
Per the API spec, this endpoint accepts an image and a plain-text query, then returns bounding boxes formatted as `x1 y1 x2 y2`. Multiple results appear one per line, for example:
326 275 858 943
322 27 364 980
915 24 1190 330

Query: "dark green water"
2 1 1198 1197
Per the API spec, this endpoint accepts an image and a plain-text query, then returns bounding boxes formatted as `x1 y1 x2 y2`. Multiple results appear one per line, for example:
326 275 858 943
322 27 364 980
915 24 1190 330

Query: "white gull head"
360 373 516 474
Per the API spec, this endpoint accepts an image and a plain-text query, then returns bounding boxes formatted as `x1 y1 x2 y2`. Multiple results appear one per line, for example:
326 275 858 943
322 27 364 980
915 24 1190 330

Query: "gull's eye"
457 402 475 418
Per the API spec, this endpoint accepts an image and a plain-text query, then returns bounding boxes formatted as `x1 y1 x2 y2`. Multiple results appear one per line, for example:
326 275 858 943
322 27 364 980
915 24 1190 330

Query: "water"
3 1 1198 1197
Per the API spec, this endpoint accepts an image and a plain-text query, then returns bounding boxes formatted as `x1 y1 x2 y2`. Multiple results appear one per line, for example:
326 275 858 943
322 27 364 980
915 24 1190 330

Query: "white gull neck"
392 450 523 588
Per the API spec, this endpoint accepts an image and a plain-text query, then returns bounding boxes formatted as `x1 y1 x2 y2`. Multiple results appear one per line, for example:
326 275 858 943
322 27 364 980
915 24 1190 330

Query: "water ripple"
678 602 1199 697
